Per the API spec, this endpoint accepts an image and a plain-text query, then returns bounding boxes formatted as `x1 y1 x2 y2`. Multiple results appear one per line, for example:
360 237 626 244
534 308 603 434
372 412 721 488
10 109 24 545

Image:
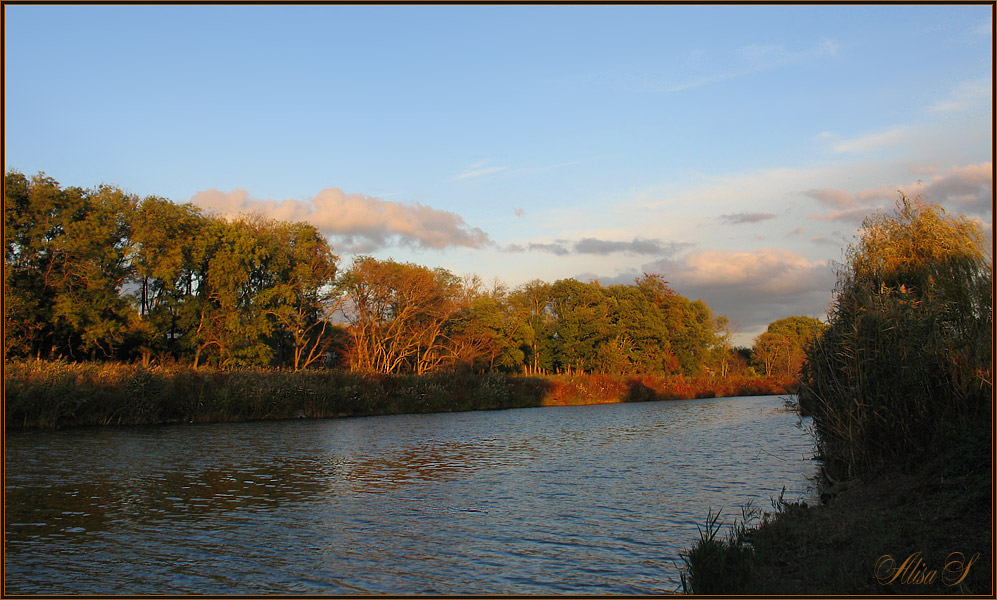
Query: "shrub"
798 196 993 480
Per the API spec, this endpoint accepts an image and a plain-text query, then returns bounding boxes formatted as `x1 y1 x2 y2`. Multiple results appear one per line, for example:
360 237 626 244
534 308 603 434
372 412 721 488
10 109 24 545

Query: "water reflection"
5 395 816 595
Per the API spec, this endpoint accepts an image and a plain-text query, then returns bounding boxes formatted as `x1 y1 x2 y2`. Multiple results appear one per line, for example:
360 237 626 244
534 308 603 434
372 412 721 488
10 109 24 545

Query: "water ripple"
4 395 816 595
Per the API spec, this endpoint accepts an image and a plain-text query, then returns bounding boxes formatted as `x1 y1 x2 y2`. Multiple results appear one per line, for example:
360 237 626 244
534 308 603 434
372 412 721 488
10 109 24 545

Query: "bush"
798 196 993 480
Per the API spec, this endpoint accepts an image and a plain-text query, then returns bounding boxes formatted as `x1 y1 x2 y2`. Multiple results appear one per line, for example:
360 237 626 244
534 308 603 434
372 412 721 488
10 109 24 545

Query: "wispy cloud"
810 206 881 224
452 160 508 181
804 188 853 209
928 78 992 113
506 237 691 257
963 20 993 40
527 242 570 256
191 186 492 252
657 38 839 93
831 126 912 154
718 212 776 225
805 162 993 222
574 238 691 256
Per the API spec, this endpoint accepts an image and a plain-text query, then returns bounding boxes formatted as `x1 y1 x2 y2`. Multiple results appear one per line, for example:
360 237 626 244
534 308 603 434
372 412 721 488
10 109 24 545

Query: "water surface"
4 395 816 594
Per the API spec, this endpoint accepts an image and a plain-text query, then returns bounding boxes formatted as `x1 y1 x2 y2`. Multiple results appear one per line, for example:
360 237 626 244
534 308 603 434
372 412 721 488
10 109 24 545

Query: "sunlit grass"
4 360 795 429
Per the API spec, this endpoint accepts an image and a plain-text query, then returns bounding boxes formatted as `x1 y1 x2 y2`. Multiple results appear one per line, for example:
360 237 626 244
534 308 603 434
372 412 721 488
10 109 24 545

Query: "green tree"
264 221 339 370
128 196 210 364
752 316 826 377
546 278 614 374
511 279 552 374
3 172 138 360
187 215 288 368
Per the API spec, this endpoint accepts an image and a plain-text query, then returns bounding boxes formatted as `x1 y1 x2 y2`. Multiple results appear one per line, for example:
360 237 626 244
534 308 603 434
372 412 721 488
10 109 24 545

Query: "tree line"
4 170 822 376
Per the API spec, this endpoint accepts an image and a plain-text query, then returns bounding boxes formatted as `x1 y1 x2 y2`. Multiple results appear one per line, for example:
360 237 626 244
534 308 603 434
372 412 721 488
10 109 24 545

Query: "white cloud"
832 126 912 154
191 186 491 251
452 160 508 181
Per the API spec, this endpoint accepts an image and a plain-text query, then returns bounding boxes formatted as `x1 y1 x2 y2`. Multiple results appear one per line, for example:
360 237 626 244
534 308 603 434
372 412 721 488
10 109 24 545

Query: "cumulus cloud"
915 162 993 215
718 212 776 225
640 247 836 342
509 237 692 256
191 187 491 252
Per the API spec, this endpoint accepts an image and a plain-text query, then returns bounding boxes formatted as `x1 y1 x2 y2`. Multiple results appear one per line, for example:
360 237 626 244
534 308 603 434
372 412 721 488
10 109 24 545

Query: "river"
4 394 817 595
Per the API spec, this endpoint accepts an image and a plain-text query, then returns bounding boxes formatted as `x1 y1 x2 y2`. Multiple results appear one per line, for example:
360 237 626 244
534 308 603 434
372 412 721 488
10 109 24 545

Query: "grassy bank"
3 360 795 429
680 426 992 594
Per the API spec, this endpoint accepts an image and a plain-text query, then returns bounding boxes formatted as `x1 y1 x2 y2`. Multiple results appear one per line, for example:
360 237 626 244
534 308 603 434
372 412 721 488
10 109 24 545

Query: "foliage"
797 195 993 479
337 257 464 374
5 170 781 381
4 171 339 370
752 316 826 377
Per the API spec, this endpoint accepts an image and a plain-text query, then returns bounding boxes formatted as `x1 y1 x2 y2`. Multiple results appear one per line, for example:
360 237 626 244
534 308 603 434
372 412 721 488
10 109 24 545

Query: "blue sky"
5 4 992 345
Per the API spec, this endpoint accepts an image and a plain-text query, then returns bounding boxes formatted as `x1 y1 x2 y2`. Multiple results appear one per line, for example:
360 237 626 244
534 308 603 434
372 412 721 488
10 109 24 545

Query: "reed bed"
4 360 793 429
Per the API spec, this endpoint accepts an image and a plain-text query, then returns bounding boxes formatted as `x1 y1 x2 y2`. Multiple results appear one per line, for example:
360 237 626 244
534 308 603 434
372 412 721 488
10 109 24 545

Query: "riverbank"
3 361 796 429
681 426 992 594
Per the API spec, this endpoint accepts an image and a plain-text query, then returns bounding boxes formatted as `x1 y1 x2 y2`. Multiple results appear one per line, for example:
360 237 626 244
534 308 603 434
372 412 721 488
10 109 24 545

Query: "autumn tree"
752 316 826 377
338 257 463 374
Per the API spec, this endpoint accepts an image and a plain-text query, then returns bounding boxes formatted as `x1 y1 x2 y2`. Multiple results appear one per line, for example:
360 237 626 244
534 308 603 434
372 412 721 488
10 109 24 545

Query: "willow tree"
3 172 138 360
264 221 339 370
129 196 211 364
338 257 463 374
798 195 993 479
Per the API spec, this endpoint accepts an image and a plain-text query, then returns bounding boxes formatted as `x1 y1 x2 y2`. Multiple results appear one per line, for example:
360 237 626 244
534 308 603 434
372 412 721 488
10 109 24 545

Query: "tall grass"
540 373 795 406
4 361 795 429
679 504 760 594
3 362 547 428
797 196 993 480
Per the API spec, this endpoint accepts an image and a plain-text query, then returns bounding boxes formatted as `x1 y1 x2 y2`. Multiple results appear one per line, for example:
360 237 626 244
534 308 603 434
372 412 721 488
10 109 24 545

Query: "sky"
4 4 993 346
